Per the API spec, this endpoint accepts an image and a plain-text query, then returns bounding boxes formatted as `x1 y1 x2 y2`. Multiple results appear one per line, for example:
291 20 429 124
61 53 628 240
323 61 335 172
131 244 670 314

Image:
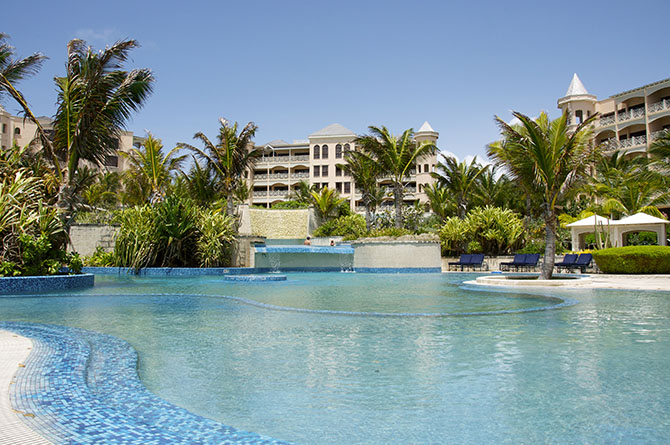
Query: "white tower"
557 73 597 129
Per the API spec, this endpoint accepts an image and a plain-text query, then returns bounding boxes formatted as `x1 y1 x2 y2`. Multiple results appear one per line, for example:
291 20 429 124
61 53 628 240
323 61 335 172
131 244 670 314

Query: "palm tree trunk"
394 182 403 228
541 208 557 280
363 196 372 232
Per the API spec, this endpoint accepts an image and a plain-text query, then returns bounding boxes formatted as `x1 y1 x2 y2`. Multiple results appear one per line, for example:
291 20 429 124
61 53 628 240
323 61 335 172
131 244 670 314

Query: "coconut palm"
180 119 261 215
355 126 437 227
181 156 222 207
423 183 454 221
52 39 154 227
342 151 382 230
310 186 346 221
431 155 487 219
122 133 185 204
488 111 597 280
650 128 670 174
0 34 59 169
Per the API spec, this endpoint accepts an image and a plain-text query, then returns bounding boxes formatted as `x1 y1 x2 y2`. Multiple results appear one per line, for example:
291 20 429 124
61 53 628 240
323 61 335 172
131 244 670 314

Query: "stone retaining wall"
69 224 118 257
352 240 442 272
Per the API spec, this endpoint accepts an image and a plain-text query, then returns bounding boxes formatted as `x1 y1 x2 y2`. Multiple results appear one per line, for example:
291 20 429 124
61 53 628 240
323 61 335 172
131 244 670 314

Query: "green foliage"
313 214 366 238
272 200 310 209
466 240 483 254
439 206 526 256
367 227 413 238
68 253 83 274
85 247 116 267
0 261 20 277
625 231 658 246
74 210 117 225
113 196 237 271
592 246 670 274
310 187 346 221
19 233 66 276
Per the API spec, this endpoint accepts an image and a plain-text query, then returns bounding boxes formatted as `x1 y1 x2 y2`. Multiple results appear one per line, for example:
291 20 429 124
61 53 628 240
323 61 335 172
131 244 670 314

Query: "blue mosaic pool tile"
0 321 290 444
0 274 94 294
222 275 287 282
353 267 443 273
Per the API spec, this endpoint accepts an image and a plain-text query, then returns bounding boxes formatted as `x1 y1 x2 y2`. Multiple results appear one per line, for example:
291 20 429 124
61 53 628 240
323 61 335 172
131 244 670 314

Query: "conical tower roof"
417 121 435 133
565 73 590 96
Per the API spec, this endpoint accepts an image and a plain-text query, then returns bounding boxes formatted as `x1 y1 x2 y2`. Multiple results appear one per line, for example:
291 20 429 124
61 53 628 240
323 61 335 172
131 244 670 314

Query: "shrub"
271 200 310 209
314 214 366 238
85 247 116 267
195 210 235 267
592 246 670 274
367 227 413 238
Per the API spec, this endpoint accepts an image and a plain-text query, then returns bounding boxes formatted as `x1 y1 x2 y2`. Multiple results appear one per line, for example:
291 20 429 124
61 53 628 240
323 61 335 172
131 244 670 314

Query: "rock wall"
69 225 118 257
245 208 316 239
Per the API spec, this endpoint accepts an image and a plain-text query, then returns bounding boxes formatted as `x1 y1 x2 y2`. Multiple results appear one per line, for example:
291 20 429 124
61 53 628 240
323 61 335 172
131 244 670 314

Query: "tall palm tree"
355 126 437 227
488 111 597 280
181 155 222 207
342 151 382 230
180 119 260 215
52 38 154 227
0 34 59 171
122 133 185 204
431 155 487 219
423 183 454 221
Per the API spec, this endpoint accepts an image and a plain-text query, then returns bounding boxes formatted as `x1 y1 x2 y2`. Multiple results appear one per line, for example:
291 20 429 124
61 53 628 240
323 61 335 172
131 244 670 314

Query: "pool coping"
0 273 94 295
0 322 289 444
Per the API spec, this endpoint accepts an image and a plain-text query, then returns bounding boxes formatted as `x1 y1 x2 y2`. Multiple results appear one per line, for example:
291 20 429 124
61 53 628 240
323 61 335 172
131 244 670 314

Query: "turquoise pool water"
1 273 669 443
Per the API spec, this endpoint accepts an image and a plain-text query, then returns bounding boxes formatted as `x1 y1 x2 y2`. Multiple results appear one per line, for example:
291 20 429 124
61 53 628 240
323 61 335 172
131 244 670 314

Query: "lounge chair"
468 253 486 271
521 253 540 271
574 253 593 273
500 254 526 271
555 254 578 272
449 254 473 271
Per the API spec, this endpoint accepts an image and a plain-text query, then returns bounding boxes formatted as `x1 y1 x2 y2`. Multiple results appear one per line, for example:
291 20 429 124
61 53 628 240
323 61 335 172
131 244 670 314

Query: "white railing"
618 108 645 122
253 172 308 181
619 135 647 148
598 115 615 126
599 138 618 150
648 98 670 113
256 154 310 165
252 190 290 197
650 130 667 141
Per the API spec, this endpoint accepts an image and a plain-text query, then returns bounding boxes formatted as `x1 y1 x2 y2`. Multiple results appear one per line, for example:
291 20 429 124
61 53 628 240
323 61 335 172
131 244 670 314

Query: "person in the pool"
304 236 311 245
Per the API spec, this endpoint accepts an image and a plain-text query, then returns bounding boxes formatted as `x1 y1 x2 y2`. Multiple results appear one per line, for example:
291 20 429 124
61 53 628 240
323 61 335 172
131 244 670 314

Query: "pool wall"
0 273 94 295
352 240 442 271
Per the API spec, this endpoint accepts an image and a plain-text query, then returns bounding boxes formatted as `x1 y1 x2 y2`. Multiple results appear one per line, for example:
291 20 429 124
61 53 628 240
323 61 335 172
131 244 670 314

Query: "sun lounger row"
448 254 486 271
499 253 540 272
554 253 592 273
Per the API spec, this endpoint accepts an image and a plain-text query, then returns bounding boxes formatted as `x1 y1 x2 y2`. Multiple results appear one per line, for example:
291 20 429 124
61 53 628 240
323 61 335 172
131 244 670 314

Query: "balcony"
650 130 668 141
252 190 290 198
256 154 309 165
598 115 615 127
619 134 647 149
254 172 310 182
617 108 645 122
648 98 670 114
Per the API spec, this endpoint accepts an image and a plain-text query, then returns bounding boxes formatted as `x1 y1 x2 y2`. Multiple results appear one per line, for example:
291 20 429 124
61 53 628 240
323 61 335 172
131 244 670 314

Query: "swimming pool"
2 273 669 443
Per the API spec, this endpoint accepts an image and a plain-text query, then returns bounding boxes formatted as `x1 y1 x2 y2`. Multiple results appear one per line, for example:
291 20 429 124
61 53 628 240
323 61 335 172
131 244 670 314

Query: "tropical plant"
181 119 260 215
313 214 367 239
122 133 185 204
310 186 346 221
81 171 122 210
180 155 222 207
431 155 487 219
423 183 454 221
342 152 382 230
52 38 154 229
289 180 318 204
650 128 670 170
354 126 437 227
488 111 597 279
195 209 236 267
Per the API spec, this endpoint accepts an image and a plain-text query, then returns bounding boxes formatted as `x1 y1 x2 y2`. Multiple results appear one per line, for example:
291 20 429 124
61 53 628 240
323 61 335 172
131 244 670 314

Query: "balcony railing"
253 172 310 181
650 130 668 141
252 190 290 198
598 115 615 126
256 154 309 165
619 134 647 149
648 98 670 113
617 108 645 122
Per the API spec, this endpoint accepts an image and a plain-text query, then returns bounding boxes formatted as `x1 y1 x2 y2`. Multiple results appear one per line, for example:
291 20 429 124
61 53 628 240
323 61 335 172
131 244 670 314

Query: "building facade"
0 104 141 172
249 122 440 211
558 74 670 155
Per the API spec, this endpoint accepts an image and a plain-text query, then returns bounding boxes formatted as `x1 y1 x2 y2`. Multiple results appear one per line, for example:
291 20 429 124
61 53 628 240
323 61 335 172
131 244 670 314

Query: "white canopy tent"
567 213 669 250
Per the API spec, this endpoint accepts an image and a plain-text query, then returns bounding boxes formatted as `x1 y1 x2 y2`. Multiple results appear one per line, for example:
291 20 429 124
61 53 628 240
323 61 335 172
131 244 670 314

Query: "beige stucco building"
249 122 439 211
558 74 670 155
0 104 141 172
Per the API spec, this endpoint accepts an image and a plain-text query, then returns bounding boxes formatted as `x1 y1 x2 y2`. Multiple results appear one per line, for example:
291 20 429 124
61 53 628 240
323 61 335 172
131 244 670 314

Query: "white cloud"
74 27 123 45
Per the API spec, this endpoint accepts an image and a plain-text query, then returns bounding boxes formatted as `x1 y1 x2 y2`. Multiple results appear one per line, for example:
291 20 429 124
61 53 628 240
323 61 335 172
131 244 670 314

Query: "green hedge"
592 246 670 274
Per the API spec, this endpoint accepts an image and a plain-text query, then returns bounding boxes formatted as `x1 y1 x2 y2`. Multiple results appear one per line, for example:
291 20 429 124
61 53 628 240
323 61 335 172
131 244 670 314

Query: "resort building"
0 104 141 173
250 122 440 211
558 74 670 155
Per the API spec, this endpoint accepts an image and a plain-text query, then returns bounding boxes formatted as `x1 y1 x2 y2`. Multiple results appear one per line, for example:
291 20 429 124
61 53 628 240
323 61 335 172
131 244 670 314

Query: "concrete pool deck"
457 272 670 291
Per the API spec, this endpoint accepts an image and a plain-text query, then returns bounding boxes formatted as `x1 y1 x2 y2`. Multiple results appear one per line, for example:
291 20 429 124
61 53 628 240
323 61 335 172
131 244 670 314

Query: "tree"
122 133 185 204
180 119 260 215
423 183 454 221
431 155 487 219
342 151 382 230
52 39 154 228
310 187 346 221
0 34 59 170
488 111 597 280
650 128 670 175
354 126 437 227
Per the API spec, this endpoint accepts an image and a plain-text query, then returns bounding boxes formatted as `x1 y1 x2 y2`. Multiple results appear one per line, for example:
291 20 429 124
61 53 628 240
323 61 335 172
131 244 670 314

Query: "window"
313 166 320 177
576 110 583 124
104 155 119 167
344 182 351 193
336 182 342 193
1 123 6 133
336 166 342 177
322 144 328 159
417 165 421 173
313 145 320 159
418 184 423 193
14 127 20 135
322 165 328 177
344 143 350 153
335 144 342 158
424 164 429 172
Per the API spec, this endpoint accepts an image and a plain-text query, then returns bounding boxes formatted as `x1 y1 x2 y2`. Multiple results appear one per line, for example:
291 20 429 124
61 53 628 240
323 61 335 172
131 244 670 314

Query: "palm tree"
342 151 382 230
122 133 185 204
423 183 454 221
52 39 154 228
0 34 59 170
488 111 597 280
431 155 487 219
355 126 437 227
310 186 346 221
181 155 222 207
180 119 261 215
650 128 670 175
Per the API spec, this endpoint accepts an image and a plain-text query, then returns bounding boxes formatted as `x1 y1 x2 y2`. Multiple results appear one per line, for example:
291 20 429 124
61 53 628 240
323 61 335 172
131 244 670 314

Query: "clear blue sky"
3 0 669 161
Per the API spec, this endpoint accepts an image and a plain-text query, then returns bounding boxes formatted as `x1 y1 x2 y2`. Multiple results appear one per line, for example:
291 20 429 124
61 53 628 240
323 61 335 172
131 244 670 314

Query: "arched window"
417 165 421 173
335 144 342 158
576 110 583 124
344 143 350 153
322 144 329 159
14 127 21 135
424 164 429 172
313 145 320 159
